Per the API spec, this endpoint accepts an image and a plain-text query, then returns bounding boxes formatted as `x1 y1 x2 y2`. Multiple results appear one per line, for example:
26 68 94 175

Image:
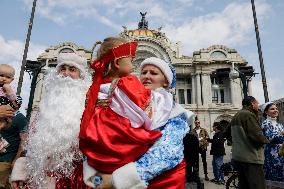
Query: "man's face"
58 64 81 79
194 120 201 128
251 100 259 112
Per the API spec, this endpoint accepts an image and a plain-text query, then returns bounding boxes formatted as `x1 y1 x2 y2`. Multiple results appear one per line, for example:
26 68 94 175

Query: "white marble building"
29 15 253 132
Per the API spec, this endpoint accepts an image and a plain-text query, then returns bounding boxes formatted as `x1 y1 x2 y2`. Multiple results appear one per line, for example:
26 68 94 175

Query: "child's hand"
95 172 114 189
2 84 14 95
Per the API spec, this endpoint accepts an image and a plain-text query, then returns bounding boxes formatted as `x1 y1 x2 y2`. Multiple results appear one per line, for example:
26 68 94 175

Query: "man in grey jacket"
228 96 269 189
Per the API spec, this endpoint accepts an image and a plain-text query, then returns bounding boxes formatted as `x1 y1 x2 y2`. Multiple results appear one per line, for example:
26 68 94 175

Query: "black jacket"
208 132 225 156
183 132 199 164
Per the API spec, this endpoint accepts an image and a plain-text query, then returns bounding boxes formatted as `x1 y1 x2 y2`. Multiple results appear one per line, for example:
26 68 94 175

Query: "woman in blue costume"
260 102 284 185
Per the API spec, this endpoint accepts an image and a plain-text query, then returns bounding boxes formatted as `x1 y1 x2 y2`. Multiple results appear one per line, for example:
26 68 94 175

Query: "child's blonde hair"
0 64 15 78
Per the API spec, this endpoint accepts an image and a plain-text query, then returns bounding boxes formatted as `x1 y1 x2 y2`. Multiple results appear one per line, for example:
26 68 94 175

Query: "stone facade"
274 98 284 125
29 16 253 132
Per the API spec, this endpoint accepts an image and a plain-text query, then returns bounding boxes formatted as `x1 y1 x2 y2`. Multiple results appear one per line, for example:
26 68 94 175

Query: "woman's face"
265 104 279 118
140 65 168 90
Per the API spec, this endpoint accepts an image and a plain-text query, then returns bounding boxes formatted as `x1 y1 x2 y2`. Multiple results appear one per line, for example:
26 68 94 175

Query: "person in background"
0 97 27 189
260 102 284 185
192 117 209 181
0 64 20 130
183 131 202 189
207 122 226 185
228 96 269 189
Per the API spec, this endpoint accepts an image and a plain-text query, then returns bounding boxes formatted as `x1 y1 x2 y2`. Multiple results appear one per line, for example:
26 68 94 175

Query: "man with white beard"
10 53 91 189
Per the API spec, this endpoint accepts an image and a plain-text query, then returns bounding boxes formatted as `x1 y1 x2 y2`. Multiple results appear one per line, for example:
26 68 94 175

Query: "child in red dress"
79 37 162 181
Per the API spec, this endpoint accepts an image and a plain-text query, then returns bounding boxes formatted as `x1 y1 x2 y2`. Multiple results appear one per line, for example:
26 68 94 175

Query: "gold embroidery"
96 78 119 107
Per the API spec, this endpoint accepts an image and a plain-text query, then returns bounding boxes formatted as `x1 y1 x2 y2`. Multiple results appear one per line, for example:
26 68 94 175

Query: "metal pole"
240 74 248 99
26 71 38 122
251 0 269 102
16 0 37 95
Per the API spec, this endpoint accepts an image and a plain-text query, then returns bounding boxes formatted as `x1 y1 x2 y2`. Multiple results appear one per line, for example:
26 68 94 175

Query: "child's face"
0 66 14 85
116 57 134 77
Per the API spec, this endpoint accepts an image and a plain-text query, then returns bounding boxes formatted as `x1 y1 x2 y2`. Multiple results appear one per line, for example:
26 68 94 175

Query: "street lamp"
25 60 46 122
211 77 220 90
229 63 256 99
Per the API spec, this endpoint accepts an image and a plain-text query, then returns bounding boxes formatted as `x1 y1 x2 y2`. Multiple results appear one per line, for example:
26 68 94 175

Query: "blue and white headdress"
140 57 176 89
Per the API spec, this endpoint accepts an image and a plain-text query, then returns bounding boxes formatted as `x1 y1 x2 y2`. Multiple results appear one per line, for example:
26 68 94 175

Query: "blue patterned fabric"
135 113 190 184
167 63 176 89
261 118 284 182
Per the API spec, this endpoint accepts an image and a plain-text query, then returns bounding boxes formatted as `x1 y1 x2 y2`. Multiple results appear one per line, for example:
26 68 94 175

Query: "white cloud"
20 0 195 29
163 1 271 54
251 77 284 104
0 34 46 113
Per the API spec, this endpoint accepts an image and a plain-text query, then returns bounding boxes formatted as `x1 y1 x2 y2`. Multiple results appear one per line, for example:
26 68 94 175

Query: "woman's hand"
0 105 15 118
11 180 26 189
95 172 114 189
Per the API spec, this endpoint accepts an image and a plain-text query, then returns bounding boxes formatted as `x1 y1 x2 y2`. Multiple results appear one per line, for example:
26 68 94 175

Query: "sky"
0 0 283 113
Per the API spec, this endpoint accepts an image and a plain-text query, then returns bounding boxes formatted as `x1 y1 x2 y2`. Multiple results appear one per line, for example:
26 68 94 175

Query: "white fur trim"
140 57 173 87
83 160 97 188
150 88 173 130
112 162 147 189
56 53 88 78
170 103 195 127
10 157 28 182
260 101 274 113
44 177 56 189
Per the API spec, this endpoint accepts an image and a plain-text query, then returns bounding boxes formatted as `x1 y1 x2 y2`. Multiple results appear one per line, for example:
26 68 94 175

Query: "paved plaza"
186 144 232 189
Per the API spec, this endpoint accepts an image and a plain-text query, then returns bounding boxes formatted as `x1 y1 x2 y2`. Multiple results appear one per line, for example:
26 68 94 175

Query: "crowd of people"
0 36 283 189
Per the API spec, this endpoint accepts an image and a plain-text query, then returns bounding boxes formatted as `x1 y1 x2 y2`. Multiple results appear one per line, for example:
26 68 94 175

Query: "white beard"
26 71 90 187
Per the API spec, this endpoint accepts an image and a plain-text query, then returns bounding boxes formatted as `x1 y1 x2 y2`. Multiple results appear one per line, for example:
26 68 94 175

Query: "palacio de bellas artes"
28 13 255 132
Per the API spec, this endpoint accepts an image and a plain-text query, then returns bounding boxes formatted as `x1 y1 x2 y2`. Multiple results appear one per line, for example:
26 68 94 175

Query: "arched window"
59 48 74 53
210 51 227 60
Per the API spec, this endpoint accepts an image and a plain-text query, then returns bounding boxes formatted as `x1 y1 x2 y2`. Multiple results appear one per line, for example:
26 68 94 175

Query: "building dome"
127 29 155 38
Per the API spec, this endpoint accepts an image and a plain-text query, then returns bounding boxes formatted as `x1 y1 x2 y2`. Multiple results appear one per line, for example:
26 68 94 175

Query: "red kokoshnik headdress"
80 41 138 133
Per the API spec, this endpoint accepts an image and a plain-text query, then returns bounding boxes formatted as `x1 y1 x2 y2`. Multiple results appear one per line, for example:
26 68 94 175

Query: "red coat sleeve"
117 76 151 111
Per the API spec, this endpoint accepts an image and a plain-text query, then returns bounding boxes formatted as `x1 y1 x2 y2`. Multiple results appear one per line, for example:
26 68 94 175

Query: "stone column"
191 74 196 104
196 73 202 106
247 80 252 96
230 78 242 108
201 73 212 106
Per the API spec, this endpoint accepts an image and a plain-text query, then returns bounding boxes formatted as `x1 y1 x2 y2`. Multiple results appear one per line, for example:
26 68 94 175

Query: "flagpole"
16 0 37 95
